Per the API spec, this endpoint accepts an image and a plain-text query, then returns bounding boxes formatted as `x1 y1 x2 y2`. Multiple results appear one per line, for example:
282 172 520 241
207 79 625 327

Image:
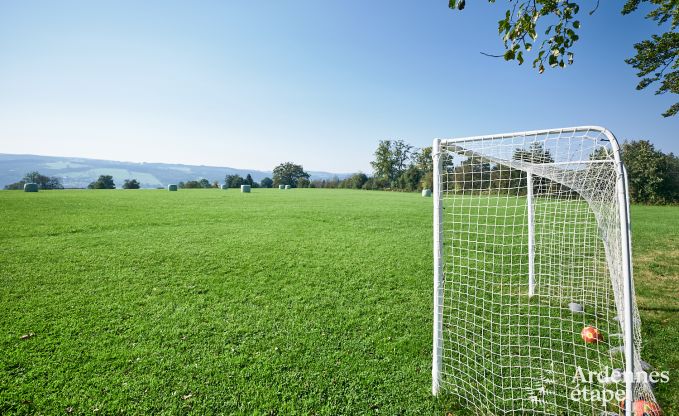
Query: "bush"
122 179 140 189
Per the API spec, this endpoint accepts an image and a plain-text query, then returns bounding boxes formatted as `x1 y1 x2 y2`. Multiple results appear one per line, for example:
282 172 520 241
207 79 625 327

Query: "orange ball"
620 400 662 416
581 326 603 343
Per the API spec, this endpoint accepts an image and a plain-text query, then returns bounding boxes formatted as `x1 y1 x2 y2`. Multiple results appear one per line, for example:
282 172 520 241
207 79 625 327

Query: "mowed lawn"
0 189 677 415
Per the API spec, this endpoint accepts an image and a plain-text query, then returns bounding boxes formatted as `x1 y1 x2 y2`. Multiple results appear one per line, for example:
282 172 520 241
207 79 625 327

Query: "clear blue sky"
0 1 676 173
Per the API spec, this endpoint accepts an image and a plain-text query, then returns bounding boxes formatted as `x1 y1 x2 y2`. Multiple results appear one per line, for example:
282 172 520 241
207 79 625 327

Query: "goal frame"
431 126 635 416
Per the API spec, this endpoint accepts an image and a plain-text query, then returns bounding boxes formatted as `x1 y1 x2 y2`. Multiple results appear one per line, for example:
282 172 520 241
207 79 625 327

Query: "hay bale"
568 302 584 313
221 184 228 190
422 189 432 197
285 185 291 190
167 184 178 191
279 185 285 190
241 185 251 193
24 183 39 192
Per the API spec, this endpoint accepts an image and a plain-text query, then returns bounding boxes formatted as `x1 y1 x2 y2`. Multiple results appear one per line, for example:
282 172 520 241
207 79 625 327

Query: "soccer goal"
431 127 658 415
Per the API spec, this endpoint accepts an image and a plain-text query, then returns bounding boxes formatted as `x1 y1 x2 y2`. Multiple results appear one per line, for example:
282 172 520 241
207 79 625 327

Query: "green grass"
0 189 676 415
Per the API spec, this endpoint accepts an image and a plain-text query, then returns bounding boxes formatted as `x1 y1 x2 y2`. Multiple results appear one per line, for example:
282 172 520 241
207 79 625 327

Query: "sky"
0 1 676 173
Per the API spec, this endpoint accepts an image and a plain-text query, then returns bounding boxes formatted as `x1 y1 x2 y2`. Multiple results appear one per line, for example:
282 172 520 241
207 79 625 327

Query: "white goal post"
432 127 658 415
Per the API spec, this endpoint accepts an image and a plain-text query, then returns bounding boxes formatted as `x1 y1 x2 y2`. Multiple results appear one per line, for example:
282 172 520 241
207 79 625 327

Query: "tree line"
314 138 677 205
4 140 677 204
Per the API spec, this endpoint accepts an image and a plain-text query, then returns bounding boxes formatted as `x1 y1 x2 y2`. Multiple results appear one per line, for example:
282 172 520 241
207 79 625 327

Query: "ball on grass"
620 400 662 416
581 326 603 343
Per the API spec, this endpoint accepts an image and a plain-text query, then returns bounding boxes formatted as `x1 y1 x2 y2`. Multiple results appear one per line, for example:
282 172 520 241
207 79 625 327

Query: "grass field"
0 189 677 415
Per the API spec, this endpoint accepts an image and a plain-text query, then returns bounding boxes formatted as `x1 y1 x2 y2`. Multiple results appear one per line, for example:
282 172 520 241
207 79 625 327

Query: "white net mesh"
433 127 656 415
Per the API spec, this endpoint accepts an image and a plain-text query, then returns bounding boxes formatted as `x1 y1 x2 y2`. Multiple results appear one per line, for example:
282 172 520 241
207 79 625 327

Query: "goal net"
431 127 657 415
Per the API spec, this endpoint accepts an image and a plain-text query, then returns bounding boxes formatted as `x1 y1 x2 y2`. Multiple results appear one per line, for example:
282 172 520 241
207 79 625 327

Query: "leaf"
573 20 581 29
517 51 524 65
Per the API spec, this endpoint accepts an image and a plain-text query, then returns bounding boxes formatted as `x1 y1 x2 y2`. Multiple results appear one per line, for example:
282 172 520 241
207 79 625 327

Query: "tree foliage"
88 175 116 189
272 162 310 188
225 175 244 188
260 177 273 188
370 140 414 184
448 0 679 116
181 179 213 189
122 179 140 189
622 140 679 203
4 171 63 190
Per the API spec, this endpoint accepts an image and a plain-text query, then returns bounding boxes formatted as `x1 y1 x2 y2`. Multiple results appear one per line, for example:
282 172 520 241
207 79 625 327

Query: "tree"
88 175 115 189
260 177 273 188
245 174 255 186
448 0 678 117
183 180 202 189
198 178 211 188
622 140 672 203
412 147 439 190
370 139 413 184
623 1 679 117
397 165 424 191
212 180 220 188
345 172 369 189
452 157 491 193
393 140 413 176
413 147 433 174
371 140 395 182
122 179 140 189
272 162 310 188
6 171 64 190
297 177 310 188
225 174 244 188
3 181 26 190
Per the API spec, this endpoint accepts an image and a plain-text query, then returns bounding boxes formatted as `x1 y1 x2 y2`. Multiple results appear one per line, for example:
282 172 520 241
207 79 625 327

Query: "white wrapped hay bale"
167 184 178 191
279 185 285 190
285 185 291 190
422 189 432 197
241 185 251 193
24 183 39 192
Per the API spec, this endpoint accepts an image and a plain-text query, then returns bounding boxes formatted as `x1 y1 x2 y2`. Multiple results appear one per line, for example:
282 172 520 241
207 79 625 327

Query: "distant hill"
0 154 349 189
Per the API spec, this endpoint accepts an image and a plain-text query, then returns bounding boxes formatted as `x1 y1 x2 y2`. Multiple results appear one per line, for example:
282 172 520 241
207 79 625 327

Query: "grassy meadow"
0 189 677 415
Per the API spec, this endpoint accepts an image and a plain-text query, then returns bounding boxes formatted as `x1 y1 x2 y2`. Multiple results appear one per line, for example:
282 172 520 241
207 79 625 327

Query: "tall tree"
413 147 434 174
370 139 413 183
623 1 679 117
447 0 679 117
392 140 413 177
272 162 310 188
371 140 396 182
622 140 671 203
245 174 255 186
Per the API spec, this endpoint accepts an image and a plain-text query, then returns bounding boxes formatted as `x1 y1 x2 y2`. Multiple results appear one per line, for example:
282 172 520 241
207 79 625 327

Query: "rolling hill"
0 154 348 189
